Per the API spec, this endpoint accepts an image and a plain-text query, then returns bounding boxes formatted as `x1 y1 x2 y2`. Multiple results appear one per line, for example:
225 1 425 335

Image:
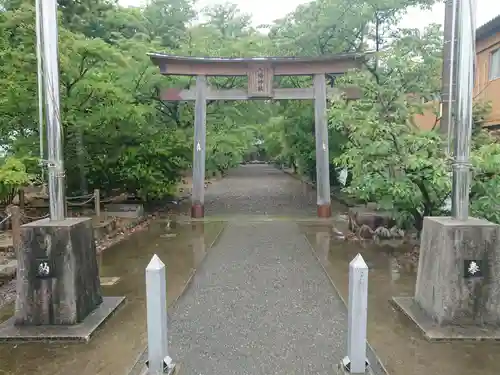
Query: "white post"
346 254 368 374
146 254 174 374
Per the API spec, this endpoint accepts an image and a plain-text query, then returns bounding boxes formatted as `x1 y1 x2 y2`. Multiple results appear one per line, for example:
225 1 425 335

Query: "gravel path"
204 164 320 217
147 165 383 375
167 166 386 375
168 221 349 375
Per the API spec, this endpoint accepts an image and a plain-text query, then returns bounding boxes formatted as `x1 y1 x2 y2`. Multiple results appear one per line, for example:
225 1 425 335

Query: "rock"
348 206 395 231
389 226 405 239
374 226 392 239
358 225 375 239
0 259 17 279
331 227 344 237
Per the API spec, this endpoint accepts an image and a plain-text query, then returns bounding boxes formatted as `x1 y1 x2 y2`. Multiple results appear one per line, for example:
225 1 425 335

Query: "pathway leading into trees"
166 165 385 375
204 163 342 217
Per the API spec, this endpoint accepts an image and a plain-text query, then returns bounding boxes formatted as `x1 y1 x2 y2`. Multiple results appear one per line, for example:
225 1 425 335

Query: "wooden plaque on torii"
247 63 273 98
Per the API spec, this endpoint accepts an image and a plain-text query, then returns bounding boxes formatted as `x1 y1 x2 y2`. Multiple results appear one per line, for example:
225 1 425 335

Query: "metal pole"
440 0 459 154
39 0 66 220
451 0 476 220
35 0 45 181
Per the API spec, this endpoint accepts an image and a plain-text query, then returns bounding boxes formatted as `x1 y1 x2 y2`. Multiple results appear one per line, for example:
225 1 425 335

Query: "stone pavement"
166 165 385 375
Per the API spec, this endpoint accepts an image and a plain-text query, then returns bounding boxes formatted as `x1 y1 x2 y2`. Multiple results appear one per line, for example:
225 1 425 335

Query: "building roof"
476 15 500 41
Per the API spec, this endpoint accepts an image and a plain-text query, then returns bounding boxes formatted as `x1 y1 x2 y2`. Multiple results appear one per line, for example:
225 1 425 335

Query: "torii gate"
149 53 365 219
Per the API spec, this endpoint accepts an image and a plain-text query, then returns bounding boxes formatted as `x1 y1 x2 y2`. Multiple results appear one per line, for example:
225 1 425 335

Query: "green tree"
0 157 33 206
331 25 500 230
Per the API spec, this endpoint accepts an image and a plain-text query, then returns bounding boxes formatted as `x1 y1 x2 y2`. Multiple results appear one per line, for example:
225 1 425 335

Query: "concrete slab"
0 296 125 343
105 204 145 219
391 296 500 342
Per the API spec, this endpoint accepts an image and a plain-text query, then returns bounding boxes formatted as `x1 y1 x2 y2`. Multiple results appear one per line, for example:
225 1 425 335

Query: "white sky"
118 0 500 30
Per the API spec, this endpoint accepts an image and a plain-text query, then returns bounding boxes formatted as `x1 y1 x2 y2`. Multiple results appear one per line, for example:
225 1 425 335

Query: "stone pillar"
393 216 500 340
14 217 103 325
415 217 500 325
313 74 331 218
191 75 207 219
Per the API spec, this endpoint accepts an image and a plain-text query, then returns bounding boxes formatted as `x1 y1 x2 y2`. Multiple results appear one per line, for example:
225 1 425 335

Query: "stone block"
105 203 144 219
414 216 500 326
391 296 500 341
0 296 125 342
15 217 103 326
347 207 395 231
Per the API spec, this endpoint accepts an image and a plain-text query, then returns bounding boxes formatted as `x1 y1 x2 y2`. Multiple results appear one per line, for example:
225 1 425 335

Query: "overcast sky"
118 0 500 30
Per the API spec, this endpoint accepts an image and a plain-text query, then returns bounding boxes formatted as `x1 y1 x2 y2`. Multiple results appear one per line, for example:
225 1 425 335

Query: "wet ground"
303 224 500 375
0 220 224 375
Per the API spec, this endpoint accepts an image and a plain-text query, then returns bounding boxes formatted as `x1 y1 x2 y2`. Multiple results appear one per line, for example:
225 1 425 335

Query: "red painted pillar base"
191 204 205 218
317 204 331 218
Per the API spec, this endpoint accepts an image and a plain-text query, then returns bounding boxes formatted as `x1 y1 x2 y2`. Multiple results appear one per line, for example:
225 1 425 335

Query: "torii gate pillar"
314 73 331 218
191 75 207 219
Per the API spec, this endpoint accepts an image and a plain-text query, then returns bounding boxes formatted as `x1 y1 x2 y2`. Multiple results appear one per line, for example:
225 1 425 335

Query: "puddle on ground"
301 223 499 375
0 220 225 375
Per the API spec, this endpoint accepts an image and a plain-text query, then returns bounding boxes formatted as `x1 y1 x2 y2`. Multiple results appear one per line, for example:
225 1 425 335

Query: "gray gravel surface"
168 220 349 375
204 164 321 217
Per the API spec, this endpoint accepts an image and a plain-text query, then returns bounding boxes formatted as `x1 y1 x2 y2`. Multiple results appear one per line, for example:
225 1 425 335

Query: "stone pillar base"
15 217 103 326
392 216 500 341
317 204 331 218
191 204 204 218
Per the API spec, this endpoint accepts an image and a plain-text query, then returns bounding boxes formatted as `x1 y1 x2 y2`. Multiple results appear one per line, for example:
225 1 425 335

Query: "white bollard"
146 254 175 374
345 253 369 374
